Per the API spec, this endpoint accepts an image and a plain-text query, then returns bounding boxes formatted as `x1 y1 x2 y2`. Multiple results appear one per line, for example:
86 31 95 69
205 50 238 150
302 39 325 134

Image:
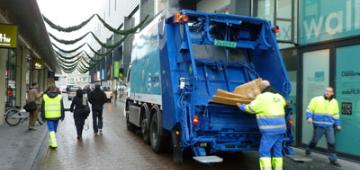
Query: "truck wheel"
141 118 150 144
150 107 166 153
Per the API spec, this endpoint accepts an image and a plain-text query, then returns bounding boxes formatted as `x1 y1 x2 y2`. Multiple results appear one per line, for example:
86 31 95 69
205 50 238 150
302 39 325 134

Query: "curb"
30 127 48 170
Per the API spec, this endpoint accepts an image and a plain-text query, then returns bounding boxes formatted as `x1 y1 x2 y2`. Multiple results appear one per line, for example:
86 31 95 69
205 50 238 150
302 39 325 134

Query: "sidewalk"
0 122 48 170
285 147 360 170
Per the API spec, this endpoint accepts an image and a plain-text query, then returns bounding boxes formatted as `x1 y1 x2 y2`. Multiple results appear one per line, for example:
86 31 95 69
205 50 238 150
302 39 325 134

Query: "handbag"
81 105 91 119
23 102 37 112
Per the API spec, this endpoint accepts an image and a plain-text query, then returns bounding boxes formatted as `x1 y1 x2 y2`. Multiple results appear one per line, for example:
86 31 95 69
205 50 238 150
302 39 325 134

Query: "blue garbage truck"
125 10 293 163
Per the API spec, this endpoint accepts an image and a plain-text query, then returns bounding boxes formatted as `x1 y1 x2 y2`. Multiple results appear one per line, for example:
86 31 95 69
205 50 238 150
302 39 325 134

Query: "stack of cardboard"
210 78 262 106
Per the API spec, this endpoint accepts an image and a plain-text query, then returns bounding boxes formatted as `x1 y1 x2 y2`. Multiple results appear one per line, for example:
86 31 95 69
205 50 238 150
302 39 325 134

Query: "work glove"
237 103 247 112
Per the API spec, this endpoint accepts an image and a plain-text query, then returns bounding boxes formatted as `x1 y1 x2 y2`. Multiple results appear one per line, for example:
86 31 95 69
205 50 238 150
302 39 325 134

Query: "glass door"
301 49 330 148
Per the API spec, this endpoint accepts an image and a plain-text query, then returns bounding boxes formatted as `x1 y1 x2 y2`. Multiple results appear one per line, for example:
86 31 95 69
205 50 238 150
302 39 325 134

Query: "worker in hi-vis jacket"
238 80 286 170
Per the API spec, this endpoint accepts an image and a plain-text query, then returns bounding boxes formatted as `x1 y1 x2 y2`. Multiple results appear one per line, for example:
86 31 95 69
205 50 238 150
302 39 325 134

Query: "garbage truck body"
125 10 293 163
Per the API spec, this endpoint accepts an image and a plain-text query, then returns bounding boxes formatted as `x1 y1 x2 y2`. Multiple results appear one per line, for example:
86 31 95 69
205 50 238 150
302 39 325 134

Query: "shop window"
335 45 360 156
302 49 330 148
6 49 16 107
256 0 297 47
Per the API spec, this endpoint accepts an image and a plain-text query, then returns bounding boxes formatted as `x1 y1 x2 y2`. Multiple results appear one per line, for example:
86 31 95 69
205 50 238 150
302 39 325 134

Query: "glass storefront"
335 44 360 156
6 49 16 107
301 49 330 148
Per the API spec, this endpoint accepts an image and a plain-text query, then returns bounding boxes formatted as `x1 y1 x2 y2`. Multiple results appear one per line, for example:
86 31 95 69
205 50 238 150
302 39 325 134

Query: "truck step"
193 156 223 163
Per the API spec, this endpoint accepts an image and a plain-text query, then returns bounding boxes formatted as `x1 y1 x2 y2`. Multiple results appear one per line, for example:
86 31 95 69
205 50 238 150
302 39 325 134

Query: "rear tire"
150 107 166 153
5 109 21 126
141 118 150 144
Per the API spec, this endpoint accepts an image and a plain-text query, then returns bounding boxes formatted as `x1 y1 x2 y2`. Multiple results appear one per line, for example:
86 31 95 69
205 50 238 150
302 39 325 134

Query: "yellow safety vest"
306 96 340 127
245 92 286 134
43 94 62 119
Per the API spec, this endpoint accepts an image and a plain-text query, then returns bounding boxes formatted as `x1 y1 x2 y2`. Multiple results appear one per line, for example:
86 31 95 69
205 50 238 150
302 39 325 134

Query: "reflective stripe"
257 115 284 119
313 112 333 116
259 157 272 170
313 121 333 125
272 157 283 170
259 125 286 130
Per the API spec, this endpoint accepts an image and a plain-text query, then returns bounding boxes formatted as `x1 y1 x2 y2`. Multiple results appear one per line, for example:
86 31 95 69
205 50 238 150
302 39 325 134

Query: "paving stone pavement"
39 97 360 170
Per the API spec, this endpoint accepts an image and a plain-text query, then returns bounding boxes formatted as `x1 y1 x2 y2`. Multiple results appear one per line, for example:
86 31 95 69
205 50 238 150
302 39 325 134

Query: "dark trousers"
306 126 337 161
92 108 103 133
74 118 85 137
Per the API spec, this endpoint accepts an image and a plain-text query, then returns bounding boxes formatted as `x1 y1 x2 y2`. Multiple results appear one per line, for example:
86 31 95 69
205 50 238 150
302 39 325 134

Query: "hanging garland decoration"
52 42 86 54
44 13 150 73
84 51 102 62
43 15 96 32
95 14 149 35
43 14 149 35
90 32 128 49
59 63 78 72
56 53 82 64
49 32 90 45
81 57 91 66
50 31 127 49
86 44 113 57
57 59 80 68
55 50 83 60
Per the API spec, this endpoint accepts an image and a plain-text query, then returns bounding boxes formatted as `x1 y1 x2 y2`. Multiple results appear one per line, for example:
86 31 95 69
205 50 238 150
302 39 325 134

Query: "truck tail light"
181 15 189 23
174 12 189 23
273 25 280 33
193 115 199 126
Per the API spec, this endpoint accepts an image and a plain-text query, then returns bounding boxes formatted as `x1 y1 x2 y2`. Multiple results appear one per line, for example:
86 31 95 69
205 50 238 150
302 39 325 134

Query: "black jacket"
88 88 107 110
41 92 65 120
70 96 88 119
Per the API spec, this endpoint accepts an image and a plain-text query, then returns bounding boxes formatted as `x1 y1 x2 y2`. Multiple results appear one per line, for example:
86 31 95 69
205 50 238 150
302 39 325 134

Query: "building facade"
0 0 58 125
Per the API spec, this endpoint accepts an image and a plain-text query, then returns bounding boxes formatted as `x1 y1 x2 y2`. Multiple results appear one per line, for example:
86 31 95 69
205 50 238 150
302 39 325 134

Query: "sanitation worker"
41 85 65 149
238 80 286 170
305 87 341 167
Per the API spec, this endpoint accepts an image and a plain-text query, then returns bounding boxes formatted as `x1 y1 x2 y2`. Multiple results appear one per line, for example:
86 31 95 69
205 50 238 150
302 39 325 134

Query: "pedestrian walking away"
238 80 287 170
41 85 65 149
305 87 342 167
88 84 108 135
27 83 44 130
70 89 90 140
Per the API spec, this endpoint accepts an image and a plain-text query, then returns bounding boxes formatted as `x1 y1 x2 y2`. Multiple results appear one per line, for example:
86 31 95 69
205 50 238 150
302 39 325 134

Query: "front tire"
141 118 150 144
5 109 21 126
150 107 166 153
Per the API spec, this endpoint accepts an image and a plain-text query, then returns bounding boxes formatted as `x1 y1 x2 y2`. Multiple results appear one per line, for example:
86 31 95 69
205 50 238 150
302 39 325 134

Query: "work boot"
330 160 341 167
49 131 58 149
28 127 37 131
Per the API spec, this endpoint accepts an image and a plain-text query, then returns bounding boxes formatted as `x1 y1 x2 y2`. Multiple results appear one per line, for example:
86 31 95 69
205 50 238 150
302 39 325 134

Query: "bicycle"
5 106 30 126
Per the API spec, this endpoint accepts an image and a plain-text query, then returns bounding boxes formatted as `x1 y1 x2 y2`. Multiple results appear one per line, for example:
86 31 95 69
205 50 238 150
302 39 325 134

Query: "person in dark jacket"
41 85 65 149
70 89 90 140
88 84 108 135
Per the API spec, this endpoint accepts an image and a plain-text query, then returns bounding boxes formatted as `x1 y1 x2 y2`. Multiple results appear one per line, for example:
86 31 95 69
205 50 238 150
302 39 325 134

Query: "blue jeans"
306 126 337 161
47 120 59 132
